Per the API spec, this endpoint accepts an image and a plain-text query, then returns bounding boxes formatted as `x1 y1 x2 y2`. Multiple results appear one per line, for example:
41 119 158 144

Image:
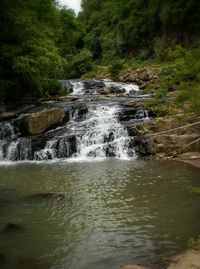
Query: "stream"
0 80 199 269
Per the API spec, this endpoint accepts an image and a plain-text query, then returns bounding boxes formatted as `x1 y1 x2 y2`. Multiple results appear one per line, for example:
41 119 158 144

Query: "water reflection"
0 160 199 269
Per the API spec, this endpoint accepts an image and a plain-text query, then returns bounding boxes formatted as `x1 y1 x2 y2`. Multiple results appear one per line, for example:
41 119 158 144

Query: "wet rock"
77 106 88 118
26 193 65 202
59 80 73 94
55 135 77 158
16 256 52 269
84 80 105 89
109 86 126 94
0 112 18 122
0 254 6 265
167 251 200 269
119 108 138 121
100 87 110 95
24 108 65 135
147 110 156 118
2 223 24 233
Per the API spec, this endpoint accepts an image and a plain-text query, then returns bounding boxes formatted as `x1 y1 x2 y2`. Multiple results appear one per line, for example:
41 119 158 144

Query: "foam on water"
70 104 136 161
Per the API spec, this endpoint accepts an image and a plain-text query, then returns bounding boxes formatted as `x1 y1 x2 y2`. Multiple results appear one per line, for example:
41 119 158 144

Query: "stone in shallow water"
0 254 6 265
26 193 65 202
16 256 52 269
2 223 24 233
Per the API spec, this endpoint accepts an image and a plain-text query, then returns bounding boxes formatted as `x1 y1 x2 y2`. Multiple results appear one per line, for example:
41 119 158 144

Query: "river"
0 80 199 269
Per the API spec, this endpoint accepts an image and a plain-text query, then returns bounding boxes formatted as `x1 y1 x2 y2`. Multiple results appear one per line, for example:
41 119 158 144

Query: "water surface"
0 160 199 269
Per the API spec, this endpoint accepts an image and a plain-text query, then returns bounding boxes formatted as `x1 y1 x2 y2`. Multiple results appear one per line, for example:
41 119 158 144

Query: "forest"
0 0 200 107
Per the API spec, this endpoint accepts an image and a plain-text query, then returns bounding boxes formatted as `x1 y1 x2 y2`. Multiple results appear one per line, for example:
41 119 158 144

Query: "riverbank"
121 250 200 269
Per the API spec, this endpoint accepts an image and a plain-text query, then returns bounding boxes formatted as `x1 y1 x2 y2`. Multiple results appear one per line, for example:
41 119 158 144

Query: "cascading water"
70 81 85 95
0 104 136 163
0 80 154 163
71 104 136 160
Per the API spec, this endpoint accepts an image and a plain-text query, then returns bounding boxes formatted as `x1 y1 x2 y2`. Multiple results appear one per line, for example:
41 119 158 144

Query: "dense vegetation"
0 0 86 102
80 0 200 62
0 0 199 110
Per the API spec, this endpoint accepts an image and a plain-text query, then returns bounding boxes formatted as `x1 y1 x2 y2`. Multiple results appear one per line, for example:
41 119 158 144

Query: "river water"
0 160 199 269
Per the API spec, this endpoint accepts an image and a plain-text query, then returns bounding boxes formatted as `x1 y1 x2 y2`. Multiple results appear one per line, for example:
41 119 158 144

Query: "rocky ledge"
127 115 200 168
120 250 200 269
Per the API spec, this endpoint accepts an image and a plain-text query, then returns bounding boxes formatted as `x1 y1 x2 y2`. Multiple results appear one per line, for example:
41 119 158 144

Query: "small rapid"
0 103 138 163
71 104 136 161
0 79 154 164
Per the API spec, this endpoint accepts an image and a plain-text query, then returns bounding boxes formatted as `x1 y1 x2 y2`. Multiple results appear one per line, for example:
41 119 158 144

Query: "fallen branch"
146 121 200 137
166 137 200 157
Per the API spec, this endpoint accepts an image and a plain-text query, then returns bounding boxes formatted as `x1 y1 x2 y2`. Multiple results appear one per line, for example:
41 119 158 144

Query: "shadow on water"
0 159 199 269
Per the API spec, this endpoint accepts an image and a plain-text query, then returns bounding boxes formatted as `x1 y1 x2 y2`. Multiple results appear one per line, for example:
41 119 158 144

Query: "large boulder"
24 108 65 135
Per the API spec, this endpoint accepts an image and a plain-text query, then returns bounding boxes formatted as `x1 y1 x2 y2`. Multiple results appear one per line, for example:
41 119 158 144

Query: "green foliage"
80 0 200 61
67 49 93 78
41 79 64 97
0 0 65 101
156 48 200 114
109 59 125 79
144 98 171 117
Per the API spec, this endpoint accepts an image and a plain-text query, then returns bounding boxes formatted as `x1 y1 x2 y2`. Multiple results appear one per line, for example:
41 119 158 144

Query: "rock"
173 152 200 169
26 193 65 202
109 86 126 94
137 69 150 81
119 108 138 121
84 80 105 89
59 80 73 94
0 254 6 265
24 108 65 135
120 264 149 269
16 256 52 269
134 117 200 156
2 223 24 233
100 87 110 95
167 251 200 269
0 112 18 122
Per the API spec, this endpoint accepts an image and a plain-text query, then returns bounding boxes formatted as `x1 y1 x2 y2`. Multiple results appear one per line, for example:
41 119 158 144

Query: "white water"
70 104 136 161
71 81 85 95
103 81 139 94
70 80 139 95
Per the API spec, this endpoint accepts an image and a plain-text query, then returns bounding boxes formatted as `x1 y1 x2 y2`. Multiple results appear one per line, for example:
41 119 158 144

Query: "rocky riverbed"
0 79 199 166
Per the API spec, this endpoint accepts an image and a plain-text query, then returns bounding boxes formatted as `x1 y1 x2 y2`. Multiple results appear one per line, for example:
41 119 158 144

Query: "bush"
68 49 93 78
41 79 64 96
109 59 125 79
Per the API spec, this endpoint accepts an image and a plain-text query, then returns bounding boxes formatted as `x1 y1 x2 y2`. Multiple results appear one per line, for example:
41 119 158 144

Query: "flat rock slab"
167 251 200 269
120 265 149 269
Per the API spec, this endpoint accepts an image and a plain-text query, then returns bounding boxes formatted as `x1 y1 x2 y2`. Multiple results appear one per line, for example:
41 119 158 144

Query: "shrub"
109 59 125 79
68 49 93 78
41 79 64 96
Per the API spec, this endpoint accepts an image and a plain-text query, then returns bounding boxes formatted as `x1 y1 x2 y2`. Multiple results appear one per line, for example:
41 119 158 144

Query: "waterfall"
0 79 154 163
0 104 136 163
69 79 139 95
70 81 85 95
70 104 136 161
